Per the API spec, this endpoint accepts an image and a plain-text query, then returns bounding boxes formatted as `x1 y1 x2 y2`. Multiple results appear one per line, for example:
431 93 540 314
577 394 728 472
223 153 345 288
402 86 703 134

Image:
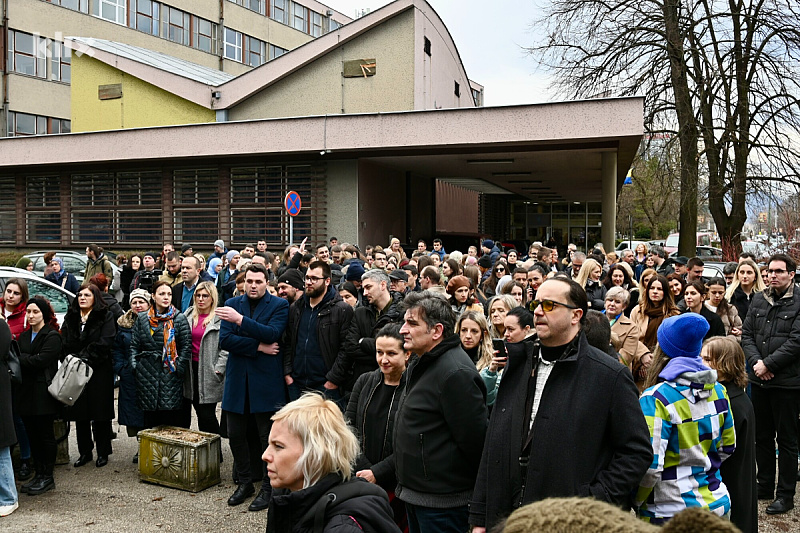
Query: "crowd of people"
0 236 795 533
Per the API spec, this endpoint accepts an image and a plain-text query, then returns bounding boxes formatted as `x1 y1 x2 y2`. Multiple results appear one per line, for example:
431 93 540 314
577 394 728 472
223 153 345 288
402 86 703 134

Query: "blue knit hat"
345 261 365 281
482 239 494 249
657 314 709 359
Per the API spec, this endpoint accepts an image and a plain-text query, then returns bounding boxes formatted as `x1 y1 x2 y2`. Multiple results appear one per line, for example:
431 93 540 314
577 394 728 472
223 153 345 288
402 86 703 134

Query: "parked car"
23 250 122 300
0 267 74 325
664 232 714 254
741 240 770 261
615 240 647 252
701 262 727 281
669 246 723 262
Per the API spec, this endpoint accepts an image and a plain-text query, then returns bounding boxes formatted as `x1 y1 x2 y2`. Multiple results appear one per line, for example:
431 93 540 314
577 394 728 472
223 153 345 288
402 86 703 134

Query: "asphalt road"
3 415 266 533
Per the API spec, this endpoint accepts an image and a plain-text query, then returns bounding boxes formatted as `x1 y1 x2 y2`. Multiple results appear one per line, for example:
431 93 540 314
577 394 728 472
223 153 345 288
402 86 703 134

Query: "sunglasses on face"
530 299 579 313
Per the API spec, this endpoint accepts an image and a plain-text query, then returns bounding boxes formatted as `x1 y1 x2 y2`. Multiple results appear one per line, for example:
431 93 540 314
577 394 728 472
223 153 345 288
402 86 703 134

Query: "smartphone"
492 339 506 355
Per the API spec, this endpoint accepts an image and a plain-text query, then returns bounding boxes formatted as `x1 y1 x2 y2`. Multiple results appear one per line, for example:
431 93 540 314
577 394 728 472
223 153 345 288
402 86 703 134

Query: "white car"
0 267 75 325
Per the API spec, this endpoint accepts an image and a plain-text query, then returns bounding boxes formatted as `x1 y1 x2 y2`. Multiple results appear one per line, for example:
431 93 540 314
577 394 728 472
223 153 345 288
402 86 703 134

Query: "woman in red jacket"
1 278 28 340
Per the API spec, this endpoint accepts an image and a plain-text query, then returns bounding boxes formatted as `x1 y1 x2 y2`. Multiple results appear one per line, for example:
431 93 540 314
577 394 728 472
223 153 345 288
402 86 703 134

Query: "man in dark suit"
217 263 289 512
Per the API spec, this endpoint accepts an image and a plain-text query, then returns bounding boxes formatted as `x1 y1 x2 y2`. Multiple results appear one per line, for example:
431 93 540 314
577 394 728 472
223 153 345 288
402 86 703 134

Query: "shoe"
227 483 255 506
20 475 42 494
248 488 272 512
96 456 108 468
27 476 55 496
132 453 139 464
0 501 18 517
17 460 33 481
74 454 93 467
766 498 794 515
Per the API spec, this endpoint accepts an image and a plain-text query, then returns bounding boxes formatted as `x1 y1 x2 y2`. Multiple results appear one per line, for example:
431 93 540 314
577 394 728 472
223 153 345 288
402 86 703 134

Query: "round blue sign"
285 191 302 217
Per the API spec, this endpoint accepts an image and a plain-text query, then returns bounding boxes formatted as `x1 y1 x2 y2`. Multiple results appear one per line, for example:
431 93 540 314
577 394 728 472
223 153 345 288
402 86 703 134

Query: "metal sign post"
284 191 302 245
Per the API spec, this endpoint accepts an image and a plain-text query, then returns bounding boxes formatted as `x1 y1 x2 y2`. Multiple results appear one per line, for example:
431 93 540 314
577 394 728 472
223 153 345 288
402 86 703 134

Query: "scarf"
642 307 667 350
149 305 178 373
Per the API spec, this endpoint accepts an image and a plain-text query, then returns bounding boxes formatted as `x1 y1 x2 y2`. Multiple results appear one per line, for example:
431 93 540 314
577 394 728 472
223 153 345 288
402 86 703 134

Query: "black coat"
584 279 607 311
15 326 62 417
61 307 117 421
344 369 406 493
742 286 800 389
131 310 191 411
0 320 16 448
392 335 488 497
266 473 400 533
719 382 757 533
730 286 756 325
284 287 354 387
469 333 652 529
691 306 727 340
112 313 145 428
342 292 404 389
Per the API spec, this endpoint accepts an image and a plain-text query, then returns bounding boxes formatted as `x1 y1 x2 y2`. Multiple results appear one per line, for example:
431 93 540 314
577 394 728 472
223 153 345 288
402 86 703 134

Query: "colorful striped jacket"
635 370 736 524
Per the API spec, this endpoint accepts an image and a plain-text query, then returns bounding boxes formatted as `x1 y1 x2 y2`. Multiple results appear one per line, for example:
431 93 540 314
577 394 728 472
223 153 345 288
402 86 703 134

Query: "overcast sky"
325 0 555 106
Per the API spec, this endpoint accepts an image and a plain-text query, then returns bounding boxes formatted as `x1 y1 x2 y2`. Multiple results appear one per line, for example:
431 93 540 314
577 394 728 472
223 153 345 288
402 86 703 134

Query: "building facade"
1 0 350 136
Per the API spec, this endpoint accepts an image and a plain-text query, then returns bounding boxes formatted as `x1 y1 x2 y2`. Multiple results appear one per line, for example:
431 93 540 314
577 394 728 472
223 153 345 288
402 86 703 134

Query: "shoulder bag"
48 354 93 406
6 339 22 384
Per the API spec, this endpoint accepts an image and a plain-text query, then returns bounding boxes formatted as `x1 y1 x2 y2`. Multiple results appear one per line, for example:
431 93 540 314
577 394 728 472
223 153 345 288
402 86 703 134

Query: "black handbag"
6 339 22 384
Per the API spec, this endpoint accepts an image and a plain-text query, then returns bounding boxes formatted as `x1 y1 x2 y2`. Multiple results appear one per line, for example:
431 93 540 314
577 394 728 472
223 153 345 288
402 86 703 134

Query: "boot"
20 462 43 494
17 459 34 481
27 476 55 495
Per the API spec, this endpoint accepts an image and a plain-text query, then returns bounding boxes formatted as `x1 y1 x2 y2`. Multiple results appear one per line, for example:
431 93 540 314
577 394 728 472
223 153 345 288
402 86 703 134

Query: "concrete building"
1 0 351 136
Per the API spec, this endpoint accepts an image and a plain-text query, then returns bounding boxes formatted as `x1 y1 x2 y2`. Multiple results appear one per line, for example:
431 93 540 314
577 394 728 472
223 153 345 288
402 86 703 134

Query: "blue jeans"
406 503 468 533
0 447 18 507
12 414 30 460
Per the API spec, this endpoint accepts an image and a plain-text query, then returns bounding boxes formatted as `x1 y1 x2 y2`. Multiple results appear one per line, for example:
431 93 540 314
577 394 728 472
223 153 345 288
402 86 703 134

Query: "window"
7 29 47 78
224 28 243 62
193 17 217 53
311 12 323 37
47 0 89 13
271 0 288 24
454 81 460 98
26 280 72 312
7 112 68 137
269 44 288 60
25 176 60 243
93 0 127 25
0 178 16 243
163 5 190 46
424 37 431 56
132 0 160 36
228 0 265 15
245 36 266 67
292 2 307 32
329 19 340 31
51 41 71 83
174 169 219 244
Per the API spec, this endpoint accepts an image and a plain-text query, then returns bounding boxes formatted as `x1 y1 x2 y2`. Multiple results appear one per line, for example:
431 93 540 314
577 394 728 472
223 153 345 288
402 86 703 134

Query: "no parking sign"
285 191 301 244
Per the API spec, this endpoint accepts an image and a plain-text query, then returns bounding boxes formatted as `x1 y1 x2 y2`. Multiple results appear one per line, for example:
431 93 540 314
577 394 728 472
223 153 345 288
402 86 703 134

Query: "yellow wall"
230 10 416 120
71 54 215 132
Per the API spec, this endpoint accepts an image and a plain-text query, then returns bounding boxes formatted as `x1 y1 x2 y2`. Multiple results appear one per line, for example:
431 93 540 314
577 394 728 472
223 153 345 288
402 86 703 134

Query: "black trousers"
76 420 113 457
22 414 56 476
226 383 272 487
752 386 800 499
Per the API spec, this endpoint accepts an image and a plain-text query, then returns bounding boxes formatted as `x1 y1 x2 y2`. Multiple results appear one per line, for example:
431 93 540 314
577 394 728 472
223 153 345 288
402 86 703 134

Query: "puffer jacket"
0 300 26 340
113 310 144 428
585 279 608 311
130 309 191 411
266 474 401 533
742 284 800 389
182 307 228 404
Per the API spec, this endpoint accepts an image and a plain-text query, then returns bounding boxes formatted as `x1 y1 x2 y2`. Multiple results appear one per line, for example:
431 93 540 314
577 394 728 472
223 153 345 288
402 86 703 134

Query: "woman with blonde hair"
726 258 765 323
575 258 607 310
638 268 658 301
264 392 400 533
486 294 517 339
182 281 228 437
604 287 652 387
388 238 407 263
457 312 503 406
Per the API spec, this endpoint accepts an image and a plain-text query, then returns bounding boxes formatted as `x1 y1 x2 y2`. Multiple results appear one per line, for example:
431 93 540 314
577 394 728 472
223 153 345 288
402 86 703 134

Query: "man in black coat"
469 277 652 532
392 291 488 533
283 261 354 404
0 320 19 516
742 253 800 515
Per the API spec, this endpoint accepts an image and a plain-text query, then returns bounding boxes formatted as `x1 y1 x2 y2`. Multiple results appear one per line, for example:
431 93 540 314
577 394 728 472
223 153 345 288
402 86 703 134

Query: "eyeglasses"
195 293 211 299
496 267 505 272
305 275 326 283
530 299 579 313
767 269 787 275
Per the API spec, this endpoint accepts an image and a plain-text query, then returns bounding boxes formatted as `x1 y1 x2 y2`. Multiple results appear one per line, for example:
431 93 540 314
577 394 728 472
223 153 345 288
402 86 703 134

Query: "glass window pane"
15 113 35 135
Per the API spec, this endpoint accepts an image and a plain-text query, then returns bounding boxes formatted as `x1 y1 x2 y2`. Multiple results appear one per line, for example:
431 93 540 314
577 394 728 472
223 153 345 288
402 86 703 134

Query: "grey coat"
182 307 228 404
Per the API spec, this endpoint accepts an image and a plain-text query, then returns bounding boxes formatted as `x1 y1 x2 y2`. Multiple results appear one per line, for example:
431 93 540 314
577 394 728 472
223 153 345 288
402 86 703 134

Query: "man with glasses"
742 253 800 514
470 277 652 532
569 251 586 280
282 261 353 404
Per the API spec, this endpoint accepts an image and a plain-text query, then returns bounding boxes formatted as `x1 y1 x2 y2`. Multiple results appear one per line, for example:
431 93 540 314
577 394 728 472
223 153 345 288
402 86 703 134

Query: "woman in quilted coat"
130 281 191 429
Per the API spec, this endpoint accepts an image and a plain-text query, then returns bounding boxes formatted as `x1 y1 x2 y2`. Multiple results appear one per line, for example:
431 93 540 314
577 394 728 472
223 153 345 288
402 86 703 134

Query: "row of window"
129 0 218 53
1 166 326 245
223 28 287 66
7 111 71 137
227 0 339 37
6 29 71 83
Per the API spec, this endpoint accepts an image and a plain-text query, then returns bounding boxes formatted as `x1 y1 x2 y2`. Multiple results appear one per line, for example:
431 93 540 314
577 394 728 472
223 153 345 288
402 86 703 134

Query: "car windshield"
665 234 679 247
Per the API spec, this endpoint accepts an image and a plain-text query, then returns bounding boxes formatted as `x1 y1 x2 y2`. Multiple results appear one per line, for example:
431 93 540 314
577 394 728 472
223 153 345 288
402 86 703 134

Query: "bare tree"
529 0 800 259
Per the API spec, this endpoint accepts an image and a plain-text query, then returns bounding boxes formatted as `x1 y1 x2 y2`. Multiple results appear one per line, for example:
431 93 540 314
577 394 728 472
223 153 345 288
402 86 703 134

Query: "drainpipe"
2 0 9 136
219 0 224 71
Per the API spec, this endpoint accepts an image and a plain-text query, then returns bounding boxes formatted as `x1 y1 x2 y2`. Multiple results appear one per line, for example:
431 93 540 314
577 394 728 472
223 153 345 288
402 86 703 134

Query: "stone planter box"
138 426 221 492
